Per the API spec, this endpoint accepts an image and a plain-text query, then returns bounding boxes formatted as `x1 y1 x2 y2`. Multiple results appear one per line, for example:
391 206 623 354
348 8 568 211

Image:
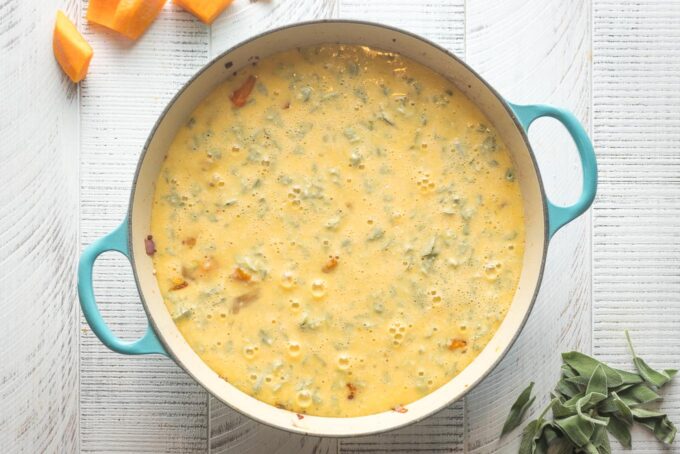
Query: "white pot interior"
129 21 547 436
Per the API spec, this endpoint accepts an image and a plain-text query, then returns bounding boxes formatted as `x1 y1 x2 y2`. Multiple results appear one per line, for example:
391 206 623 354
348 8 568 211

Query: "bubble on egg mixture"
289 298 302 312
337 353 351 370
415 169 436 193
429 288 442 305
243 345 257 360
484 261 502 280
280 271 297 289
297 390 312 408
388 321 410 346
287 341 302 358
310 278 327 298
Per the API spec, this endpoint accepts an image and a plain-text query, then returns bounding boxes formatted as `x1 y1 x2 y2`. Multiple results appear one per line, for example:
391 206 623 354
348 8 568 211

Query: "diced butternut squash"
53 11 93 83
174 0 233 25
87 0 120 29
112 0 167 40
87 0 166 40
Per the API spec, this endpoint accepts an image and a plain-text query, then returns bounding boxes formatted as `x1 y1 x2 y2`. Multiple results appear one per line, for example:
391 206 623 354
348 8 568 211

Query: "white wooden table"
2 0 679 452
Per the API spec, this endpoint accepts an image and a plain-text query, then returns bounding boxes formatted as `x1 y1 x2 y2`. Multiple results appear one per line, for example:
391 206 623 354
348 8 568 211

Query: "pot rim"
127 19 549 437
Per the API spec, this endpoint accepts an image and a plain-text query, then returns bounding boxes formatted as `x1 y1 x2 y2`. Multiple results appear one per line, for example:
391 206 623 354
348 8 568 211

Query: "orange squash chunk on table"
53 11 93 83
86 0 119 29
87 0 166 40
174 0 234 24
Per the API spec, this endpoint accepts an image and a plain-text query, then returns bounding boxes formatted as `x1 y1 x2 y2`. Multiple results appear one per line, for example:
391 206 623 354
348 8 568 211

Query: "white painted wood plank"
339 406 464 453
1 0 80 451
338 1 464 57
211 0 340 53
465 1 592 452
207 2 341 452
335 2 466 452
209 395 338 454
79 3 210 452
0 0 80 452
592 1 680 452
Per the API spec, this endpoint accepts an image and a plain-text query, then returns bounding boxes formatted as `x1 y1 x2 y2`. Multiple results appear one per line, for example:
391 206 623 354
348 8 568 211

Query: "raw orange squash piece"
53 11 93 83
87 0 120 29
111 0 167 40
174 0 234 24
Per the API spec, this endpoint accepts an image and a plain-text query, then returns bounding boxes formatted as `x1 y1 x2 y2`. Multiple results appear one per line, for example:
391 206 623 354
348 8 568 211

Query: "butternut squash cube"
112 0 167 40
87 0 120 29
53 11 93 83
174 0 234 25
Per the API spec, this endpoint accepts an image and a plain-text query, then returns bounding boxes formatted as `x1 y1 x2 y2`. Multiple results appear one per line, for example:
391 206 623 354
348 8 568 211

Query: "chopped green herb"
367 227 385 242
377 110 395 126
343 127 361 144
259 329 273 346
298 86 312 102
506 168 516 181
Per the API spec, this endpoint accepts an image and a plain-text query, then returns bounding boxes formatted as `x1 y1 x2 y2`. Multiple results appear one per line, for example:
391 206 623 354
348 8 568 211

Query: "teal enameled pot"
78 20 597 437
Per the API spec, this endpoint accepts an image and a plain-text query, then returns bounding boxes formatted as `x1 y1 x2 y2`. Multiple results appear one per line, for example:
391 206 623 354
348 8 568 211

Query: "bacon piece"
346 382 357 400
231 266 252 282
322 256 339 273
448 338 467 351
231 289 260 314
230 75 257 107
170 278 188 291
144 235 156 256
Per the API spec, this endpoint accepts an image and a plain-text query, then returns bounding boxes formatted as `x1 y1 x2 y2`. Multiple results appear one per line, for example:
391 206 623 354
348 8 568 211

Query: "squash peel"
53 11 93 83
174 0 234 25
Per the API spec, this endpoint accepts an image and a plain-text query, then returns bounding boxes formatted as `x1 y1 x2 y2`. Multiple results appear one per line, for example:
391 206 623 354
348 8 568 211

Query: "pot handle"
78 219 167 356
509 103 597 238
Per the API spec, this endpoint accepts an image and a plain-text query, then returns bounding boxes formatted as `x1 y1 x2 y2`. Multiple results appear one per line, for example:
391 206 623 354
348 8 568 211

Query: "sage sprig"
502 331 677 453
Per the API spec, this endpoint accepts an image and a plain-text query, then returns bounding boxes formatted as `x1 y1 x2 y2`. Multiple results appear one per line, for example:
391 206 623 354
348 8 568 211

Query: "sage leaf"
634 357 676 388
609 392 633 426
565 375 590 388
606 415 632 447
519 419 541 454
592 424 612 454
653 416 677 444
631 407 665 419
561 352 624 388
582 442 599 454
552 397 578 419
635 412 677 445
555 414 594 447
626 330 676 388
554 378 581 400
541 424 561 446
519 398 558 454
621 383 661 406
586 365 608 396
576 392 607 413
545 437 574 454
501 382 536 436
561 364 578 379
575 395 609 427
610 367 644 386
600 383 660 412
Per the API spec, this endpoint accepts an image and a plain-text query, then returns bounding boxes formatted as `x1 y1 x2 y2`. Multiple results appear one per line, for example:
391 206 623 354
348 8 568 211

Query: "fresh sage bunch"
501 331 677 453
